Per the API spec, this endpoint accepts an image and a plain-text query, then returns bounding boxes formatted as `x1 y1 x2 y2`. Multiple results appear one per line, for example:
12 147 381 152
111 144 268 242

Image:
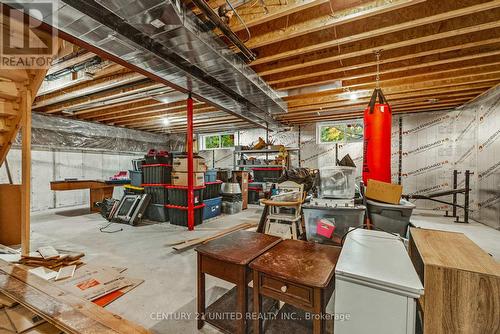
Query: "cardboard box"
172 157 206 172
171 172 205 187
365 179 403 205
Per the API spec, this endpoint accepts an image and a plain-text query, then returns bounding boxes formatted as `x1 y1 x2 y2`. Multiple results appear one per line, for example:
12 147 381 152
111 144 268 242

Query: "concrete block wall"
0 148 142 212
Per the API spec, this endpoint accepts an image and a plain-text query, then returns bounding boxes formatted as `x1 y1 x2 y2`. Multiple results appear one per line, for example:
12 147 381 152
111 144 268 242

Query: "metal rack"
233 147 300 170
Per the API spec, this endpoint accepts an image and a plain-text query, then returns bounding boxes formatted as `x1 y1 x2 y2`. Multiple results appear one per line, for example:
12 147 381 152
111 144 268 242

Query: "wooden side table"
196 231 281 334
250 240 341 334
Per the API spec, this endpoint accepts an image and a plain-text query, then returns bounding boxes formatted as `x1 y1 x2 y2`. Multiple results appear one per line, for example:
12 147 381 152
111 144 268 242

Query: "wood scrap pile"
16 247 85 271
1 244 143 309
0 260 150 334
1 292 63 334
171 222 258 251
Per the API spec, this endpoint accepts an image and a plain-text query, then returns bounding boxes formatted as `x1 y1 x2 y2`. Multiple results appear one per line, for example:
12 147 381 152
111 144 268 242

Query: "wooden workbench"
50 180 117 212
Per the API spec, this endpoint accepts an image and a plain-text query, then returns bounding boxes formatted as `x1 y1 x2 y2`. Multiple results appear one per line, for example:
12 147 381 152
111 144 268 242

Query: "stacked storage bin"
252 167 285 182
248 182 264 204
167 156 206 226
142 150 171 222
203 170 222 220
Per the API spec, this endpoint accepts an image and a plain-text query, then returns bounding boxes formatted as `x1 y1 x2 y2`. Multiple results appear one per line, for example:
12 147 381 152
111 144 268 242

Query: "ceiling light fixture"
349 91 358 101
162 117 170 126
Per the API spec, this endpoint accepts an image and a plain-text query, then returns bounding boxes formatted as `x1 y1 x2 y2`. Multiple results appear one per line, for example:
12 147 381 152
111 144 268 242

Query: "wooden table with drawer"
250 239 341 334
196 230 281 334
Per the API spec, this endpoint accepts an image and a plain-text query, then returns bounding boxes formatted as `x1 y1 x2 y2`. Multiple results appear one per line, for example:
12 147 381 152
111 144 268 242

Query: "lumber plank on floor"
0 260 151 334
172 223 258 251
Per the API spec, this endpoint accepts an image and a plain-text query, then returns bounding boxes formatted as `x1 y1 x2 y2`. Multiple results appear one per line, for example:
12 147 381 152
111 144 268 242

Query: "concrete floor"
30 205 264 334
29 206 500 333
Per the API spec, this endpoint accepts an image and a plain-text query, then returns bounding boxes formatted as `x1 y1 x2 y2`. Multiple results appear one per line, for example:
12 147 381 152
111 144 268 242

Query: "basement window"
200 133 235 150
316 121 364 144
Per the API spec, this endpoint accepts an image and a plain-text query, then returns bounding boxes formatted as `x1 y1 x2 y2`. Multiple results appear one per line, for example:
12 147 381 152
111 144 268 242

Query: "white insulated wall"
199 85 500 229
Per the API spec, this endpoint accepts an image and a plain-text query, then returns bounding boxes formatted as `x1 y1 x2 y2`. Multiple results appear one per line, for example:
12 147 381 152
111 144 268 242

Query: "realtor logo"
0 1 57 69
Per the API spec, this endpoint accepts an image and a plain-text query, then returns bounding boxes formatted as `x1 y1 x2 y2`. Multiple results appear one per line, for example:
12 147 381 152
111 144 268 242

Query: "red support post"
187 93 195 230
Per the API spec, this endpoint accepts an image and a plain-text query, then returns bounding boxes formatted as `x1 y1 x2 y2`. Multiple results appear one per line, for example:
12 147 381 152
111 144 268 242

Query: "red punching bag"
363 88 392 184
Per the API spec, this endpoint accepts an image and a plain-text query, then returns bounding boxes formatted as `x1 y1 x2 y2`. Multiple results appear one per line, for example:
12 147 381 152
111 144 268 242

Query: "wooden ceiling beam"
287 81 496 109
105 104 212 126
255 18 500 76
155 121 252 133
136 116 243 131
245 0 424 49
74 98 164 117
284 72 500 104
343 64 500 89
252 1 500 65
231 0 330 32
34 71 145 110
284 102 464 124
112 106 218 127
38 81 165 115
283 89 485 115
47 51 96 75
85 100 203 122
266 34 500 85
277 53 500 90
281 93 481 120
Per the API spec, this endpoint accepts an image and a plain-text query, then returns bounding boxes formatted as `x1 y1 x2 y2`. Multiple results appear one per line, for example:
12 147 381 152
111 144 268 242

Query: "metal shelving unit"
233 147 300 170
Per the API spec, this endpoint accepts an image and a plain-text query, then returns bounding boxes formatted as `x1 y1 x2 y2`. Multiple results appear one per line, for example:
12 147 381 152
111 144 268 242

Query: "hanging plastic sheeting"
12 113 171 153
362 88 392 184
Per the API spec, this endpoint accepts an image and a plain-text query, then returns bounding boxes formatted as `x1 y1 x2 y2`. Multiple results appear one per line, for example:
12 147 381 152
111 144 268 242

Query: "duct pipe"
190 0 256 61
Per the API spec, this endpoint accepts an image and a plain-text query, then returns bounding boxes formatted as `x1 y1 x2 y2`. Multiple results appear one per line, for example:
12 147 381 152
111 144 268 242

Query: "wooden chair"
260 181 305 240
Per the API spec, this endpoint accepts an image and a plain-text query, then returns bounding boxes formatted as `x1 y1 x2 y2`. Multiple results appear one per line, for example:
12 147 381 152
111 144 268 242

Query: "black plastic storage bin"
144 186 169 204
252 167 284 182
166 185 204 206
145 204 169 222
166 204 204 226
204 181 223 200
144 149 172 164
142 164 172 184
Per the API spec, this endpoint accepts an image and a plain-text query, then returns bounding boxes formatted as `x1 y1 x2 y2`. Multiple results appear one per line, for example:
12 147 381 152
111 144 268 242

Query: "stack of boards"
17 247 84 271
0 292 62 334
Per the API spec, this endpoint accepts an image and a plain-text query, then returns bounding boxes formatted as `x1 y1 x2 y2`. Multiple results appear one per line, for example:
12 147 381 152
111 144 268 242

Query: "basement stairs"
0 12 62 167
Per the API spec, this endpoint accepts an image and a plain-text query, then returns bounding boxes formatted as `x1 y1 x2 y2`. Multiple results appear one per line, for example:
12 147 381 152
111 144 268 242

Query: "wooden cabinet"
409 228 500 334
0 184 21 245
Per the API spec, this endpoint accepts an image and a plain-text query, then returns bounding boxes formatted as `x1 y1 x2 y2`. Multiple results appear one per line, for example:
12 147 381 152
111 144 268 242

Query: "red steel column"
187 93 195 230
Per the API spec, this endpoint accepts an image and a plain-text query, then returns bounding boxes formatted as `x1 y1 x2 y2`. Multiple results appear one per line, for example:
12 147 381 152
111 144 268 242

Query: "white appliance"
334 229 424 334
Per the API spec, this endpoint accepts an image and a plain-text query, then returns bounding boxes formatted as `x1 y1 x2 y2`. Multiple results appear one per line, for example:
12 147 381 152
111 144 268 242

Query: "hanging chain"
375 50 382 89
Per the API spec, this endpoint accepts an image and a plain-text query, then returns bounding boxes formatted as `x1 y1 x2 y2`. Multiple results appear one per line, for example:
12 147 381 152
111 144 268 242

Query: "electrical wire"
99 221 123 233
225 0 252 42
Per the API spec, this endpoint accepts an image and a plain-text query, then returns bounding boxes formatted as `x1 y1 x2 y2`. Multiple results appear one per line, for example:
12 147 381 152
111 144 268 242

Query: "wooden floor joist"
0 260 150 334
5 0 496 132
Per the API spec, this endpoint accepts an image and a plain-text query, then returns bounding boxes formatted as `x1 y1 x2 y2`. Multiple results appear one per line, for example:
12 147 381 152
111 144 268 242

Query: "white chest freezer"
334 229 424 334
